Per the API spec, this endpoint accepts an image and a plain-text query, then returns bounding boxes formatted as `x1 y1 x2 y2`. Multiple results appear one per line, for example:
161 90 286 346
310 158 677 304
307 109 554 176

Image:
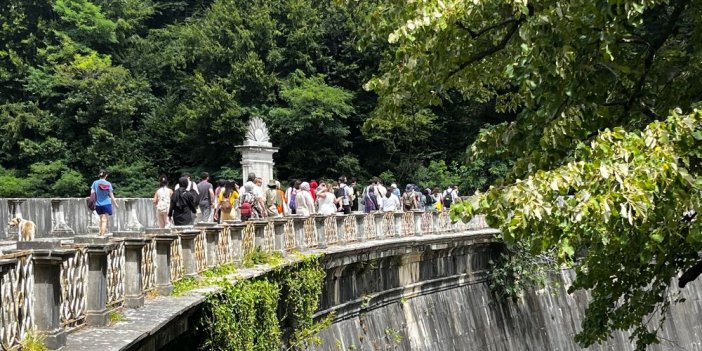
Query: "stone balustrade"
0 211 488 350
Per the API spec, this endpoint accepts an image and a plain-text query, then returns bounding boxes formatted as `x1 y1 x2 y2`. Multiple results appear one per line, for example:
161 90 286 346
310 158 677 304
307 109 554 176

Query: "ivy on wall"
201 255 332 350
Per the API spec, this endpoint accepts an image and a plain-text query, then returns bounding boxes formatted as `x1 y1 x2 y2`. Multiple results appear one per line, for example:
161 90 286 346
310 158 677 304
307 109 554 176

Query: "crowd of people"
91 170 461 235
88 169 463 232
157 172 462 228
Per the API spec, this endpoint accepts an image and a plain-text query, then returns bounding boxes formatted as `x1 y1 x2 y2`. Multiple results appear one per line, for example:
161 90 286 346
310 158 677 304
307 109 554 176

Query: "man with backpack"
402 185 418 211
443 185 459 211
336 176 353 214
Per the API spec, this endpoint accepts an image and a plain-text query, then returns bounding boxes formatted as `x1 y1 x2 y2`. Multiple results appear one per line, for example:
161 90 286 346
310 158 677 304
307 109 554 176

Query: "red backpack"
239 194 253 217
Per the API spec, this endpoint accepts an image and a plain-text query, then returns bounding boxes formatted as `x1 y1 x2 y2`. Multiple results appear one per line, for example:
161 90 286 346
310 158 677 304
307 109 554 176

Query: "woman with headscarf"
169 177 197 225
296 181 316 216
309 179 318 202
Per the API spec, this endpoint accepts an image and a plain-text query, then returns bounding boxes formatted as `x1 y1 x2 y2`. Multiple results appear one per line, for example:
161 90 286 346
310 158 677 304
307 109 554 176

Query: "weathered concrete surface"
0 198 157 239
61 228 702 351
310 261 702 351
61 230 499 351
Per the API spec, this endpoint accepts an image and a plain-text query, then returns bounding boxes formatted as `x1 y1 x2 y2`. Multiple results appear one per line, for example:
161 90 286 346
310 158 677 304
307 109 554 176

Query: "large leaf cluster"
367 0 702 348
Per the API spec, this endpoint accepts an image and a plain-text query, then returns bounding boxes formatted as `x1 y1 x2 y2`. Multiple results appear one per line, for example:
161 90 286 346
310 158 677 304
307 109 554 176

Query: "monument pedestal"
235 117 278 186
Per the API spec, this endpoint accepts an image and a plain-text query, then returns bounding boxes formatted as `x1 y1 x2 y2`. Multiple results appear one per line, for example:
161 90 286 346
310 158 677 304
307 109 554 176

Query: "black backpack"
443 191 453 209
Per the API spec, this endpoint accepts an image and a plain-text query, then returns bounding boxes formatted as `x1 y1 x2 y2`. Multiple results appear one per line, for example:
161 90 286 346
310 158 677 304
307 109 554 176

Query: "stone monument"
236 117 278 185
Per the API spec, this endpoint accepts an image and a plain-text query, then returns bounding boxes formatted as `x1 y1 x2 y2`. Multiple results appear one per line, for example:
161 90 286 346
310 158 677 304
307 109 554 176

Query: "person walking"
174 173 199 224
217 180 239 221
296 182 316 216
213 179 226 222
391 183 401 197
381 190 400 212
402 185 418 211
276 181 287 215
350 178 360 211
169 177 197 226
363 187 378 213
316 182 337 215
336 176 353 214
91 169 119 235
238 183 257 221
153 175 172 228
286 180 301 215
310 180 318 202
265 179 284 217
197 172 215 222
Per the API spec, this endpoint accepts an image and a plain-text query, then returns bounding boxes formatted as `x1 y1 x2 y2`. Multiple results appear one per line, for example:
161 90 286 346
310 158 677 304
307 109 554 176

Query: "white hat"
391 183 397 188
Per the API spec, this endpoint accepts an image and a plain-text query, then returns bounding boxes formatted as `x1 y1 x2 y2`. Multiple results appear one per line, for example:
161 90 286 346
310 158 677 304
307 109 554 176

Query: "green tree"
267 71 355 178
366 0 702 349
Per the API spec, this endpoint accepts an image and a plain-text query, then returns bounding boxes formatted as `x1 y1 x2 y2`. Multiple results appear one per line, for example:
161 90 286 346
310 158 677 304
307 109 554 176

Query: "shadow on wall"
0 198 157 239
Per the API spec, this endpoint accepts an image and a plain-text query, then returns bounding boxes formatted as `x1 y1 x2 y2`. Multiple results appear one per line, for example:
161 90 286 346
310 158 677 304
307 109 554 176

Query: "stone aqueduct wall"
311 240 702 351
0 197 472 350
3 198 702 351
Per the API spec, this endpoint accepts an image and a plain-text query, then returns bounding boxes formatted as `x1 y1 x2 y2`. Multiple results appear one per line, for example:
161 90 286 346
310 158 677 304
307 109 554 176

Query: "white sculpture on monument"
236 117 278 185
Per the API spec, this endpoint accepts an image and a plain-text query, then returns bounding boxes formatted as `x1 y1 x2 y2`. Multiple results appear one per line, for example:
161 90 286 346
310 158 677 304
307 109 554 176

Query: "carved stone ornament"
244 117 271 146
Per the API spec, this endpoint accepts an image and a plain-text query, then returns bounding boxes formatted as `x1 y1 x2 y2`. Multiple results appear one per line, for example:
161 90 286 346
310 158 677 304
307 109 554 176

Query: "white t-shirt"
381 194 400 212
377 184 387 198
317 192 337 215
338 183 352 206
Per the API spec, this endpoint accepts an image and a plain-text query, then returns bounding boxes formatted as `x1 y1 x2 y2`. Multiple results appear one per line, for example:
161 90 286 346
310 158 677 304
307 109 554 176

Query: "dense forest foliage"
0 0 509 198
365 0 702 349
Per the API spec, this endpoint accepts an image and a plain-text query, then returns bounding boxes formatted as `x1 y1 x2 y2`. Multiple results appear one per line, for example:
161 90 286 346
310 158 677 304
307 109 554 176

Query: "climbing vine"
201 255 331 350
282 257 331 349
487 243 558 301
202 279 281 351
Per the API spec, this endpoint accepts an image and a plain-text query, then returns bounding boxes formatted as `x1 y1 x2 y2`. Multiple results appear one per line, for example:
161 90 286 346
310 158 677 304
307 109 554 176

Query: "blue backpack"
289 189 297 211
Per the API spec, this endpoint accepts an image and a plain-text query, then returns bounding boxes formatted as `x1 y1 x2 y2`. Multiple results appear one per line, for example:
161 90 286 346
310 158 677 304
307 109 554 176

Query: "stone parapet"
0 210 487 351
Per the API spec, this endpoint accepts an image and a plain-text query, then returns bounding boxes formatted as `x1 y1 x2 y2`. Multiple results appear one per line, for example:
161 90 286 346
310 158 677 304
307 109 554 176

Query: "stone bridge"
1 199 702 351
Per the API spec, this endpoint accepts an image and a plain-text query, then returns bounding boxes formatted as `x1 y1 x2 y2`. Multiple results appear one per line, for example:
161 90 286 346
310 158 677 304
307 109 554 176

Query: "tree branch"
457 17 519 40
623 0 690 114
449 17 525 78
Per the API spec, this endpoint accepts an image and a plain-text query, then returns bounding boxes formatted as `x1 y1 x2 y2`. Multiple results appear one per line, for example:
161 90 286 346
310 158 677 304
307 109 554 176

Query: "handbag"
86 192 97 211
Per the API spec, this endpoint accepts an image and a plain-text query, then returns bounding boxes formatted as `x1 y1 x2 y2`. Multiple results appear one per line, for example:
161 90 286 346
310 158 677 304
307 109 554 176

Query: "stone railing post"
0 255 33 349
431 211 440 233
174 229 200 278
196 223 219 268
291 215 307 249
24 240 72 350
354 213 366 243
113 231 147 308
272 217 287 255
6 199 25 239
73 236 114 327
153 233 178 296
393 212 404 237
249 219 268 253
50 199 75 237
373 212 384 240
412 210 424 236
313 215 327 249
123 199 144 232
335 214 346 245
227 221 245 264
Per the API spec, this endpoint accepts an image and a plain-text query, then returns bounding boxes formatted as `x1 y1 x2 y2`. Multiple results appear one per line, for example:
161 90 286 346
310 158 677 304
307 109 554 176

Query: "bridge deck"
61 229 498 351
